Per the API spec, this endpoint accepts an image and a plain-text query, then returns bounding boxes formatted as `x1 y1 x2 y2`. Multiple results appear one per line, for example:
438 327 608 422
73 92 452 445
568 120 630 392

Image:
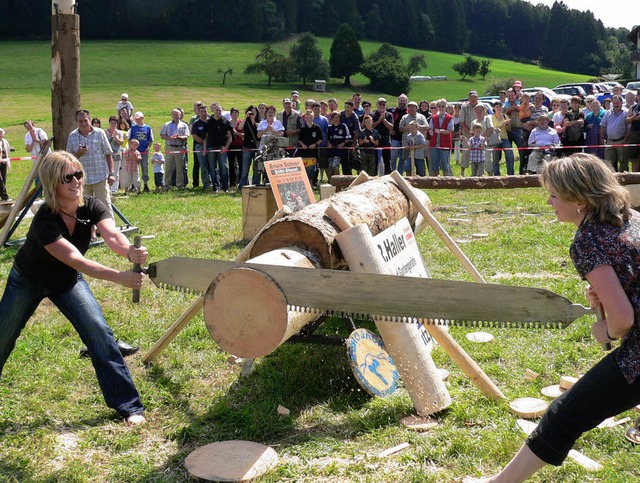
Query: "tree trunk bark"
249 175 426 269
51 11 80 151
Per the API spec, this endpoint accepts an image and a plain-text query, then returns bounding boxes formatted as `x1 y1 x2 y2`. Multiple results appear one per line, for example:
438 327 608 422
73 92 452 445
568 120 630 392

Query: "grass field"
0 39 638 482
0 38 589 156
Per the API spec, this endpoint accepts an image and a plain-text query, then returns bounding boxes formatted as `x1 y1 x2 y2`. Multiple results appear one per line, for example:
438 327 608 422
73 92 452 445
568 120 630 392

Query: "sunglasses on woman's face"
63 170 84 183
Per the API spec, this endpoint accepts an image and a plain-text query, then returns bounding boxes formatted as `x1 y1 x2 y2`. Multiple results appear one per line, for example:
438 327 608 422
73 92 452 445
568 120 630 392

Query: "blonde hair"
39 151 85 213
540 153 631 227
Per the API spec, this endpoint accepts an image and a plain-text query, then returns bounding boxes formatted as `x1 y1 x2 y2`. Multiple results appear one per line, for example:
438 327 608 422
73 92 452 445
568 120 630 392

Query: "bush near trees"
452 55 481 80
360 43 412 95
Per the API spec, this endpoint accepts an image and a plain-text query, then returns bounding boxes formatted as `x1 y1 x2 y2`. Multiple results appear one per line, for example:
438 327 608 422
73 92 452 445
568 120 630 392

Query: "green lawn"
0 39 636 482
0 38 588 156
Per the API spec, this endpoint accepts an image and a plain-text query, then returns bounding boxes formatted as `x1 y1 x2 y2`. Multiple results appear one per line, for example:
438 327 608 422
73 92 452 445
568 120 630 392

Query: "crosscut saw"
146 258 594 329
145 257 595 328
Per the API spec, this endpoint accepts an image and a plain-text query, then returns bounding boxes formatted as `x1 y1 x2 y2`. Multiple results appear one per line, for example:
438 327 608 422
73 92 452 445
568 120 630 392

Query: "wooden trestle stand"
144 172 505 405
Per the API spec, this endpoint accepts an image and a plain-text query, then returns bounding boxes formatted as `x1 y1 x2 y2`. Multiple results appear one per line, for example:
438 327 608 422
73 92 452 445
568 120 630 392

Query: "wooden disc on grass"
346 328 399 397
509 397 548 419
471 233 489 239
204 268 289 358
465 331 494 343
541 384 564 399
184 440 278 482
559 376 579 390
437 368 450 381
401 415 439 431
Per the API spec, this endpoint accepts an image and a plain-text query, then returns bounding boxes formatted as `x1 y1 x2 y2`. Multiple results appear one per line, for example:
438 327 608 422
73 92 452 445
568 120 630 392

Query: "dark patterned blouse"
571 211 640 383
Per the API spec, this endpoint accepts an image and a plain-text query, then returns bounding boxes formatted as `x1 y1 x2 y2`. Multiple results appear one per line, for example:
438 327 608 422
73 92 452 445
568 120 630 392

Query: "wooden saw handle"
598 304 612 351
132 235 142 303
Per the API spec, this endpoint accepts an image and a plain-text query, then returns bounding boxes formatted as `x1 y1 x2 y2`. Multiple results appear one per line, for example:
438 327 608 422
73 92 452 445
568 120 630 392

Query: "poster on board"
264 157 315 212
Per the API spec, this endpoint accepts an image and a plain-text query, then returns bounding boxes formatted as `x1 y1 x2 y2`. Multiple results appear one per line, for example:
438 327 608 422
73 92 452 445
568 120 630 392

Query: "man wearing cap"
129 112 154 192
526 115 560 173
372 97 394 174
291 91 301 111
277 98 301 150
116 94 134 117
399 101 428 145
459 90 480 176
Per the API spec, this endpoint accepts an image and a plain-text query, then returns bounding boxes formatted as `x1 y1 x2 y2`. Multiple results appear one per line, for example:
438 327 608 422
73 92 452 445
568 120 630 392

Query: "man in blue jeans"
204 104 233 192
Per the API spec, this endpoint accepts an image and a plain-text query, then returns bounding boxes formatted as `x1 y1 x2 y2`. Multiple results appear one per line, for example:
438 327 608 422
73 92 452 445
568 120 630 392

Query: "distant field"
0 38 590 156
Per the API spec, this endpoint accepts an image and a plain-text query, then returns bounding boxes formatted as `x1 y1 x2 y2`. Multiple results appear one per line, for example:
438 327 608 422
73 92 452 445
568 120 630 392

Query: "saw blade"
147 258 594 329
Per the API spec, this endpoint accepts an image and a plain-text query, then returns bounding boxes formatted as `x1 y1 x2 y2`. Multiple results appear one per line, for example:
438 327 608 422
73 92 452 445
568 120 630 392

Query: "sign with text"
264 157 315 212
372 218 438 350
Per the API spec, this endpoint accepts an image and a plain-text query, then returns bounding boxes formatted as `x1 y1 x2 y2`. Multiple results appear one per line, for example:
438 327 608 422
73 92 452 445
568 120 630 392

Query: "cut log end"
204 268 289 358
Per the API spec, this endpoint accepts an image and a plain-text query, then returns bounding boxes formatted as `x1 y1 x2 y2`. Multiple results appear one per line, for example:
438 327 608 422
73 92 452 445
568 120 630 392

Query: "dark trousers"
191 141 200 187
527 350 640 465
0 163 8 200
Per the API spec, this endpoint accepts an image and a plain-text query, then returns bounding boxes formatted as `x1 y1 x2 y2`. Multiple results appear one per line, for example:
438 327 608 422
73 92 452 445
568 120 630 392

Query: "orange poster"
264 157 315 212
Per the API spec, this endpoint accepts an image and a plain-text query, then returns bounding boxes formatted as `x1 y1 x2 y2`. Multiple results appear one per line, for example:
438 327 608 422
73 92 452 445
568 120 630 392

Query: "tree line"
3 0 635 77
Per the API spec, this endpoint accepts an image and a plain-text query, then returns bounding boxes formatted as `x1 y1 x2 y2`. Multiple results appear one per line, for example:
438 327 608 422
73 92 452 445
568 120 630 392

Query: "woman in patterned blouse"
467 153 640 482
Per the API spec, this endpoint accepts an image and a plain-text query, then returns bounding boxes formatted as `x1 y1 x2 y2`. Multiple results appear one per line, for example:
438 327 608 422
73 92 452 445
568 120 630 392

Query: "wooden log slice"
184 440 278 482
509 397 548 419
249 175 425 269
204 268 289 358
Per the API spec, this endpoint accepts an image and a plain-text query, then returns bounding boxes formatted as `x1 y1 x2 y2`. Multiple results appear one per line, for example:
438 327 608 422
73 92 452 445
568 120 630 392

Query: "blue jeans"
207 149 229 191
390 140 403 172
430 147 452 176
400 158 426 176
240 149 254 187
491 139 515 175
0 267 144 418
195 143 213 189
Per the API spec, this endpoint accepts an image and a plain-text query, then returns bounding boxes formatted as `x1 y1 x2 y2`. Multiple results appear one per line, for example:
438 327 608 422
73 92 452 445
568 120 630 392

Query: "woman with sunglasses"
0 151 147 426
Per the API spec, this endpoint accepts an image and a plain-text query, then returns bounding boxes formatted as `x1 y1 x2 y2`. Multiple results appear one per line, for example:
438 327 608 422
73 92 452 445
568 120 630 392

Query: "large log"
329 173 640 190
249 175 427 269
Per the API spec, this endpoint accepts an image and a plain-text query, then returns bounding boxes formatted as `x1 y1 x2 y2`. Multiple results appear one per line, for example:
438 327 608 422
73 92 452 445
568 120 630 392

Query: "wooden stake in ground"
51 1 81 151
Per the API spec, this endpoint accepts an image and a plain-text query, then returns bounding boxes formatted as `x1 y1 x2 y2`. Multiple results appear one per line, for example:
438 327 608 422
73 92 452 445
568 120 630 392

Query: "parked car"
554 82 602 96
626 81 640 91
521 87 571 107
553 85 588 99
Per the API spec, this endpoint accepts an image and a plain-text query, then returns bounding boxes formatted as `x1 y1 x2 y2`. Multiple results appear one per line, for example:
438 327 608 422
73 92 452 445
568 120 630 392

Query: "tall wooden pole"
51 0 80 151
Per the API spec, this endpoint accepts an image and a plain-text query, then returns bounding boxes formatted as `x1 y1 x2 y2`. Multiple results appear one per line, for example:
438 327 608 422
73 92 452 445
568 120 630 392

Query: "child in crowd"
452 104 462 164
357 114 380 176
462 123 486 176
402 120 426 176
122 138 142 193
151 142 165 192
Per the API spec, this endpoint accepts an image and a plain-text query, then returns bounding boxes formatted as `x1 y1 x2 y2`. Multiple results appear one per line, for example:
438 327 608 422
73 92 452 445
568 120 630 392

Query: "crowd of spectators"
2 83 640 201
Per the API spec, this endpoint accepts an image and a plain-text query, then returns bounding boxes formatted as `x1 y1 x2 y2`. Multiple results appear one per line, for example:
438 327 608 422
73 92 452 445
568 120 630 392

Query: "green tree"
407 54 427 76
479 59 492 80
360 43 411 94
452 55 480 80
244 44 286 86
290 32 324 86
329 23 364 86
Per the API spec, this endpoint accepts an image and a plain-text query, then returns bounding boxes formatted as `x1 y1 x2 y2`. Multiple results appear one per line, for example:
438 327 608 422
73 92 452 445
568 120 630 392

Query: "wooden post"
326 206 451 415
326 205 505 403
51 0 80 151
391 171 486 283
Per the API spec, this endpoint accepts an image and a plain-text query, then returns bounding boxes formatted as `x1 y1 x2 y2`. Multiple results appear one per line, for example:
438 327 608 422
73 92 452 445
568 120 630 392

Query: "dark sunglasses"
63 170 84 183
